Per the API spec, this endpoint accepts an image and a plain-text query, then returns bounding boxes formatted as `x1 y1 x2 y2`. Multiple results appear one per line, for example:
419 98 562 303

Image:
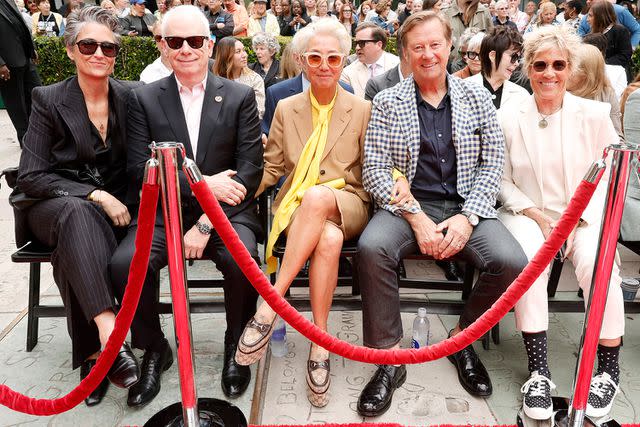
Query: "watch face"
469 214 479 226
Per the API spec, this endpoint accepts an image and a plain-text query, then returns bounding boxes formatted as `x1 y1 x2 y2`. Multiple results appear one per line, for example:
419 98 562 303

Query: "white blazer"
498 92 619 225
467 73 529 110
340 51 400 98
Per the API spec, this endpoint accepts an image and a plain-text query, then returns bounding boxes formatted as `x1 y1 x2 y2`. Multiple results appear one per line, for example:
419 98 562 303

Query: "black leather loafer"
222 343 251 398
447 345 492 397
436 260 464 282
127 340 173 408
81 359 109 406
107 342 140 389
357 364 406 417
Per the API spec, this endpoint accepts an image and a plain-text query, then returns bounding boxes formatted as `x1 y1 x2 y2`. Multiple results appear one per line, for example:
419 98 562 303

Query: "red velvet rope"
0 183 159 415
191 178 598 365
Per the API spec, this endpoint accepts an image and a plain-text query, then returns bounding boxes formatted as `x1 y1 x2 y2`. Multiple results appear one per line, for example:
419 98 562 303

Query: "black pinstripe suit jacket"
126 72 264 237
15 76 142 245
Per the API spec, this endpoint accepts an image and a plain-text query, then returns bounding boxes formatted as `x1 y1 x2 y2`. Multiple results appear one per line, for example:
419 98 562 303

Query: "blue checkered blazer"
362 74 505 218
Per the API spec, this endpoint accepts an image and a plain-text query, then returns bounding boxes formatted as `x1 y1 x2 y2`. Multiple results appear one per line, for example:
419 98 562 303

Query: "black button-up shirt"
483 76 504 110
411 83 459 202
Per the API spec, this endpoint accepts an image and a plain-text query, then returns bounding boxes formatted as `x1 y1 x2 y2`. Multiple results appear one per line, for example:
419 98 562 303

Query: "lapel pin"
215 95 223 102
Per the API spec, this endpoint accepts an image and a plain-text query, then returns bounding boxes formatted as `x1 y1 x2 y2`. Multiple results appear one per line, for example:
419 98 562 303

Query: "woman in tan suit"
235 19 371 407
497 26 623 421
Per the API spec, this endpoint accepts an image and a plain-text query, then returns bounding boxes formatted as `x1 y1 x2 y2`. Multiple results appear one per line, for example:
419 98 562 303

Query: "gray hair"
161 5 209 37
466 31 485 51
494 0 507 9
63 6 121 47
251 32 281 56
295 18 352 56
458 26 480 50
523 25 581 74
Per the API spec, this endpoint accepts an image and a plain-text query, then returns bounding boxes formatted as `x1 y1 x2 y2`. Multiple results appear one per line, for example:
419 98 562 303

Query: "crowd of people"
1 0 640 423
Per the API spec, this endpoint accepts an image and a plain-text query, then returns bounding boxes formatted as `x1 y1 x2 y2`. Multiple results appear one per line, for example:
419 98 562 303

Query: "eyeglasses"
153 35 162 43
531 59 568 72
355 39 377 48
509 51 522 64
302 52 345 68
76 39 120 58
164 35 208 50
463 51 479 60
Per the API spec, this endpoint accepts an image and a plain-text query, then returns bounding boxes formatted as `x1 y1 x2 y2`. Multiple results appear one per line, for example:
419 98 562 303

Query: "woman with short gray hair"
249 32 282 88
17 5 143 409
236 18 371 408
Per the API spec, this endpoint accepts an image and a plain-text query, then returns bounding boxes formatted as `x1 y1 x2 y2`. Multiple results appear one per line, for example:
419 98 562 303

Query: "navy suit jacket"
261 74 354 135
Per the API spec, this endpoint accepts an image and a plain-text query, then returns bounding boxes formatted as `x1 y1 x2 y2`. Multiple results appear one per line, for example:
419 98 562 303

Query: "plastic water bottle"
411 307 430 349
270 318 288 357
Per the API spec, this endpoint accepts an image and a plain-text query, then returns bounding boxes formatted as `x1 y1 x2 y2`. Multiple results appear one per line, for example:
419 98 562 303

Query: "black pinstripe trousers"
110 213 260 351
26 197 121 369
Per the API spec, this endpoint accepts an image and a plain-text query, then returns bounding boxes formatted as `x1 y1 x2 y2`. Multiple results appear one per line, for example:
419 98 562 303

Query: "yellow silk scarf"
265 90 339 274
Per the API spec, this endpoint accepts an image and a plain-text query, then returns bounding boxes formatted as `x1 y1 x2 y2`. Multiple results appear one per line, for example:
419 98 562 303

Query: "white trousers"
498 211 625 339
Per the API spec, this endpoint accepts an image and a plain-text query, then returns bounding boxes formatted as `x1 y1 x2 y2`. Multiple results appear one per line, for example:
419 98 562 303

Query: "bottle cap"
418 307 427 317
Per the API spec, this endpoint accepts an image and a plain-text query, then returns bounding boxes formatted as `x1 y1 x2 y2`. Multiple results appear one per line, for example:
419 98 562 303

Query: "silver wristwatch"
461 211 479 227
195 221 212 235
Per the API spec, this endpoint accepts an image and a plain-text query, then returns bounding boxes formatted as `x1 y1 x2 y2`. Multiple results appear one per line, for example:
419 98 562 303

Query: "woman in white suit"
467 26 529 110
497 26 624 421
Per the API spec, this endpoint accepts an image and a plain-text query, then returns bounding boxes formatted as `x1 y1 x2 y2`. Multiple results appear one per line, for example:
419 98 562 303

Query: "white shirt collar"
175 73 208 93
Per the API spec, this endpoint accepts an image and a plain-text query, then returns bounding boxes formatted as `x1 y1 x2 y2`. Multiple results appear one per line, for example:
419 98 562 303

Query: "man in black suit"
0 0 41 145
364 29 409 101
110 4 263 406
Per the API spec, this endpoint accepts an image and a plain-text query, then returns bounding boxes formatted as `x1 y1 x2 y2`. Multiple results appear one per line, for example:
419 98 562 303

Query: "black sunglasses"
355 39 377 48
76 39 119 58
509 51 522 64
463 51 479 60
164 35 208 50
531 59 567 72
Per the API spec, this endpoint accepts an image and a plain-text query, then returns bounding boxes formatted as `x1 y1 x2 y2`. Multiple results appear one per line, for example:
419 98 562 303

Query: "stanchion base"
516 397 621 427
144 398 247 427
518 396 622 427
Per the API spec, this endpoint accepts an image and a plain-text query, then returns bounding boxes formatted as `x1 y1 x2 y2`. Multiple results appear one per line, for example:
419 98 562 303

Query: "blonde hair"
279 43 300 79
523 25 580 75
533 1 556 25
569 43 611 100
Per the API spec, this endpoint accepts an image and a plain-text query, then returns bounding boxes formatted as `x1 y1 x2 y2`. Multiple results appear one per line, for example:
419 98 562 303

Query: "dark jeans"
357 199 527 349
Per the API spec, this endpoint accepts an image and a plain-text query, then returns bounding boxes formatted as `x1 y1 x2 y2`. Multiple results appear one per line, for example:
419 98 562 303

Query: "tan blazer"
498 92 618 225
340 52 400 98
259 86 372 239
467 73 529 110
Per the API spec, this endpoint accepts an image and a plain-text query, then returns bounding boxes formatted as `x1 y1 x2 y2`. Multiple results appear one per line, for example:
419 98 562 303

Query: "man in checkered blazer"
356 11 528 417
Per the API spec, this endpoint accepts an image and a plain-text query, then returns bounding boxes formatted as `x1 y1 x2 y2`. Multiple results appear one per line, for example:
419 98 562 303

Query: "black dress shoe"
447 345 492 397
357 365 406 417
107 342 140 389
81 359 109 407
222 343 251 398
436 260 464 282
127 340 173 408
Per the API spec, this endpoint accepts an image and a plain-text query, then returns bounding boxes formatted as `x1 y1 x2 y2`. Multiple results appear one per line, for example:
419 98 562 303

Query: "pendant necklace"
538 113 551 129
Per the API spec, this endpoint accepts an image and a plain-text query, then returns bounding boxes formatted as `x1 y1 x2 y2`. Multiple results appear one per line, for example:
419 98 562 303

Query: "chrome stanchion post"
565 143 639 427
154 142 199 427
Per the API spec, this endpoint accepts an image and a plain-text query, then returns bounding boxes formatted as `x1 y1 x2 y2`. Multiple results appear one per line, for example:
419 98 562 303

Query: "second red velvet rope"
191 178 598 365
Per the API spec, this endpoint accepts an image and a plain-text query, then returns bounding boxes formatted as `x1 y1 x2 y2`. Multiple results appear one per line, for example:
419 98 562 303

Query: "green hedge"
34 35 398 84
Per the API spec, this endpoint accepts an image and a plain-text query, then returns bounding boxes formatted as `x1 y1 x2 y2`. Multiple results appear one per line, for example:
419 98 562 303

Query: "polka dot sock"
522 331 551 378
596 344 620 385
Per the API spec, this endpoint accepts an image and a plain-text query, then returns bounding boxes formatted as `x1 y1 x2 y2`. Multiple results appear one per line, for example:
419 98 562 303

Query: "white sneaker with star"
586 372 619 418
521 371 556 420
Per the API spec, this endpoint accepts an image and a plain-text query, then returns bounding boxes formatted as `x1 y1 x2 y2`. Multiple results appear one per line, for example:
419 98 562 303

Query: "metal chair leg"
26 262 41 352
